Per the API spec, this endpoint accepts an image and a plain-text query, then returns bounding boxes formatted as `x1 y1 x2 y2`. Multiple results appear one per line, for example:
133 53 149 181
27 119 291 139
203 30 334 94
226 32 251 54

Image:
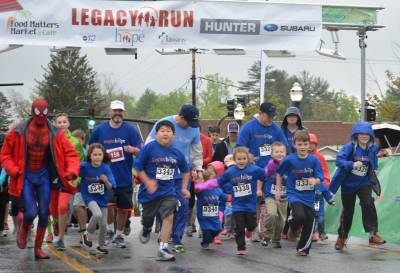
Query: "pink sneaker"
245 231 252 239
214 236 222 245
236 250 246 255
312 232 319 242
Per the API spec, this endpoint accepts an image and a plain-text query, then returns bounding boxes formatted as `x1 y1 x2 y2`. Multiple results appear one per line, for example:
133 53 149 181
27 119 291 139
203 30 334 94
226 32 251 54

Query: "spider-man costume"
0 98 80 259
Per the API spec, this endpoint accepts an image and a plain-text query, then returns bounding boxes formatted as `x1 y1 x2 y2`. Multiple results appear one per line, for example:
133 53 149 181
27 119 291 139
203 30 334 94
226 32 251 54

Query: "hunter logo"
200 19 260 35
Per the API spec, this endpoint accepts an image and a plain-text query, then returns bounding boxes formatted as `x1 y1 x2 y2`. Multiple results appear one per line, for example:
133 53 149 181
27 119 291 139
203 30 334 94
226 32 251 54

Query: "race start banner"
0 0 322 50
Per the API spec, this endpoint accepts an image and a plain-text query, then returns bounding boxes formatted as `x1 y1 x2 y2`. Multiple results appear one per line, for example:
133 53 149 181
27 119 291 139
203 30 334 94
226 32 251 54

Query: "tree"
0 91 13 129
377 70 400 121
334 91 360 122
35 49 103 117
198 74 231 119
133 88 158 119
7 89 31 121
146 89 191 120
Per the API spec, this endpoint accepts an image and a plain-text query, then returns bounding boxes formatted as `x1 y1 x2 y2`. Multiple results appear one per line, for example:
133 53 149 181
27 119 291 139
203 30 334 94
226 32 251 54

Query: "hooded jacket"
0 119 80 197
329 121 378 194
281 107 306 153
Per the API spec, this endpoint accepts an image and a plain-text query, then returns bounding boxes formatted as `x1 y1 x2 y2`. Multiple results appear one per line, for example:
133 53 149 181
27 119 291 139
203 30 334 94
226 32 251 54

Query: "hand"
275 191 281 201
195 170 204 181
146 179 158 194
99 174 108 183
353 161 363 169
256 190 263 197
331 201 336 206
124 145 140 155
192 171 204 184
182 188 191 199
308 177 319 185
374 194 384 202
68 180 78 188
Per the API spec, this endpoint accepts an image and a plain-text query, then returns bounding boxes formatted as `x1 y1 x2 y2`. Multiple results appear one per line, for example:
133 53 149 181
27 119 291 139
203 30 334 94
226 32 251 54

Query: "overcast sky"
0 0 399 102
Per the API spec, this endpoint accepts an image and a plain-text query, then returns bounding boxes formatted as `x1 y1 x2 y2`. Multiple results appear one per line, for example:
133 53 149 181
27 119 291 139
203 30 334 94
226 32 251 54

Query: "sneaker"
296 251 308 256
81 232 93 248
171 244 185 253
272 241 282 248
27 236 34 248
105 230 114 245
139 228 151 244
220 229 228 236
55 239 66 251
113 234 126 248
236 249 246 255
123 225 131 236
312 232 319 242
261 238 271 247
97 245 109 254
213 236 222 245
369 233 386 246
335 237 346 251
245 231 252 239
1 230 8 237
3 223 9 230
191 224 197 233
158 248 176 261
46 233 54 243
319 234 328 241
251 233 260 242
185 227 193 237
201 242 210 249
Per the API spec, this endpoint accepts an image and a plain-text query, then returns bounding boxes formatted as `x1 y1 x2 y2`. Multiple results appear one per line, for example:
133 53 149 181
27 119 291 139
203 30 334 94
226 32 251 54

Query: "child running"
313 184 335 241
135 120 190 261
261 141 287 248
194 161 227 249
80 143 114 254
275 130 323 256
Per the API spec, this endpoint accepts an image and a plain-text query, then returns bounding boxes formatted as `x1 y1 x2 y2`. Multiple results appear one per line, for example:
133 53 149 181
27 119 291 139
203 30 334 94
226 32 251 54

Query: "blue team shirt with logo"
134 141 189 204
80 162 116 208
237 118 288 168
88 121 142 188
196 188 226 232
218 164 265 213
277 153 324 208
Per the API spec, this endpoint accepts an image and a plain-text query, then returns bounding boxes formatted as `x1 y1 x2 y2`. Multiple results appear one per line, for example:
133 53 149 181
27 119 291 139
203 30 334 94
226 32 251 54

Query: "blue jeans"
314 215 325 235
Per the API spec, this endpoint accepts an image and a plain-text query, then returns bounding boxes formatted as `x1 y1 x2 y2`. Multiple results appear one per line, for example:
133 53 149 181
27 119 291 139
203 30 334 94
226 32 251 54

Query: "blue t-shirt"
342 146 371 193
88 121 142 188
264 174 287 199
134 141 189 204
285 129 296 153
218 164 265 213
277 153 324 208
148 116 200 165
196 188 226 232
80 162 116 208
237 118 288 168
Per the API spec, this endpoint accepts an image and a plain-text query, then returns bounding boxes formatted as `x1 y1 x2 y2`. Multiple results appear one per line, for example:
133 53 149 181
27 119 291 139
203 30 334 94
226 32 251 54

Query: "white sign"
0 0 322 50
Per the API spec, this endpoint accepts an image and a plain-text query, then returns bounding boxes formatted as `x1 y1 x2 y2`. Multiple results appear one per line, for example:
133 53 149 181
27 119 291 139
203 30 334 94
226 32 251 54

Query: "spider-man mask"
31 98 49 126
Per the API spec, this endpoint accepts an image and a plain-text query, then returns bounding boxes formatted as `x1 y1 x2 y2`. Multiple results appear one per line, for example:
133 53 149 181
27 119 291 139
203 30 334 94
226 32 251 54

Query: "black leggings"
338 186 377 238
233 212 257 251
289 202 315 254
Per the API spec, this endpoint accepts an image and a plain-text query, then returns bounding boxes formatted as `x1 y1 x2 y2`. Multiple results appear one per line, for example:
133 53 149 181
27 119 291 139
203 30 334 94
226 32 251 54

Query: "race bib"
233 183 252 197
259 144 272 156
156 167 175 180
270 184 287 195
106 147 125 163
202 205 218 217
295 179 314 191
351 165 368 176
314 201 320 211
88 183 104 195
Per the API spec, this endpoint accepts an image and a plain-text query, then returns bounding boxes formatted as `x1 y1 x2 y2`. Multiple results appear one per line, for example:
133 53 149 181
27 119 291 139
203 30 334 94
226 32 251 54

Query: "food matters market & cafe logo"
6 9 59 36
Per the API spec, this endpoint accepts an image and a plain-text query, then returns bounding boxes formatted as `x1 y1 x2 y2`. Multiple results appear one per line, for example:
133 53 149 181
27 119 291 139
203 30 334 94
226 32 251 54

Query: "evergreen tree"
34 49 104 129
0 91 13 129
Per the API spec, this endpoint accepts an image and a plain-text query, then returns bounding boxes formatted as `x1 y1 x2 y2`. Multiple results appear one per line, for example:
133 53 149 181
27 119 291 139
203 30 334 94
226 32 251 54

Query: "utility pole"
191 49 197 107
358 27 367 121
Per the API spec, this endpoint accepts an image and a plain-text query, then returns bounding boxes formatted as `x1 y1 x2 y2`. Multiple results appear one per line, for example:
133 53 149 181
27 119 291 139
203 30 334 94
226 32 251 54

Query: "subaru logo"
264 24 278 32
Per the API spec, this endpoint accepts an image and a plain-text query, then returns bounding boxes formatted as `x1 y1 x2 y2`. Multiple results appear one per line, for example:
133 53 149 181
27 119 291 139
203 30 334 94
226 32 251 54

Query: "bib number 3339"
88 183 104 195
233 183 252 197
156 167 174 180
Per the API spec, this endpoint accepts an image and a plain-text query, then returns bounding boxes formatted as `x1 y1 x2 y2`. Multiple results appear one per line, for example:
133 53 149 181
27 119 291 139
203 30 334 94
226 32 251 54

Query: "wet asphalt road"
0 218 399 273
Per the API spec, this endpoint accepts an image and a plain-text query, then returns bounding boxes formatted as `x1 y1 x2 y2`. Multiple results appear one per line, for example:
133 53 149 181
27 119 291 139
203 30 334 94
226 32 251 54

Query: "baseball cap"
260 102 276 117
110 100 125 110
227 121 239 133
179 105 200 128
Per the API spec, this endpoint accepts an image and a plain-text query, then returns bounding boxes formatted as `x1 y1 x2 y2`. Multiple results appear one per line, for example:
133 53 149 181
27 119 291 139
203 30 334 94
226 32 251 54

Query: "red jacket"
0 119 80 197
309 133 330 187
200 133 213 168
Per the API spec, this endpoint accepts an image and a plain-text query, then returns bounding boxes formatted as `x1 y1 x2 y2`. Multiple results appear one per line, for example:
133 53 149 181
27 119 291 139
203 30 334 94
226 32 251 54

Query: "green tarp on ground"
325 155 400 244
